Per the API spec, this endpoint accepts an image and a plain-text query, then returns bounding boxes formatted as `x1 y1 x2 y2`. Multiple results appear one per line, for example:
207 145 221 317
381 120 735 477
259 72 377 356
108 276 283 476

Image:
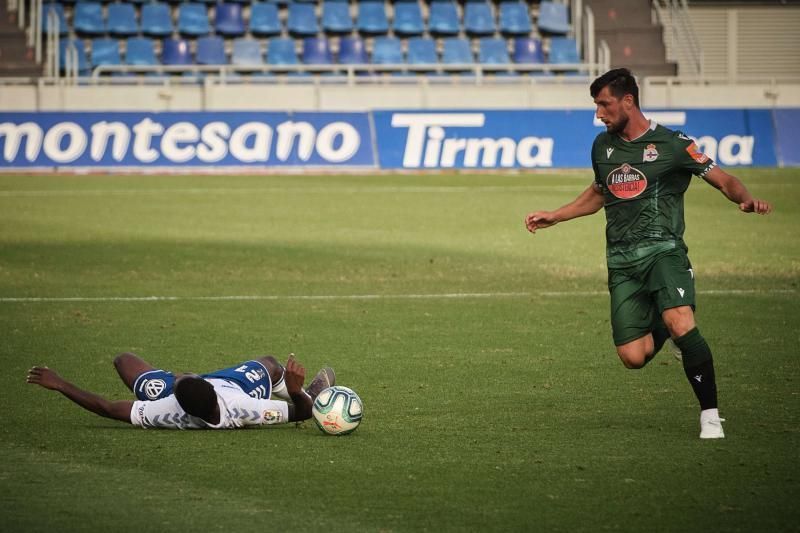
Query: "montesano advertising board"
0 109 784 169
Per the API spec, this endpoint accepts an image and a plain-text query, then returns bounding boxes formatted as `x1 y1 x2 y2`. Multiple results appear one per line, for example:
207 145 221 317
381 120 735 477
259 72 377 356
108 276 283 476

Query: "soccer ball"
312 386 363 436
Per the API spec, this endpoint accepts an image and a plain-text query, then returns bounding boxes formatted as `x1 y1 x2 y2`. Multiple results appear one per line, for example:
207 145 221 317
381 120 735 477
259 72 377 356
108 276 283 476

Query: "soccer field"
0 169 797 532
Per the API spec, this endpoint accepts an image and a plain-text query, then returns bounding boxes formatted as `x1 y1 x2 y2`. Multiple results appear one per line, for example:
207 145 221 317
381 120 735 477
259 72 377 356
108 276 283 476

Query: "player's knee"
616 347 648 369
663 308 695 338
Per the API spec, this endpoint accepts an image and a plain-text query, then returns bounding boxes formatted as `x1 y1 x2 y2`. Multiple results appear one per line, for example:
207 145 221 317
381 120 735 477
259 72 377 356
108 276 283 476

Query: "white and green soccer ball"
312 386 363 436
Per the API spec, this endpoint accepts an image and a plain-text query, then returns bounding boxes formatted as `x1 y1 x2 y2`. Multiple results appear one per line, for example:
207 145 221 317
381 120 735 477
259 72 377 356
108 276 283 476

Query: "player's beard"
606 112 629 135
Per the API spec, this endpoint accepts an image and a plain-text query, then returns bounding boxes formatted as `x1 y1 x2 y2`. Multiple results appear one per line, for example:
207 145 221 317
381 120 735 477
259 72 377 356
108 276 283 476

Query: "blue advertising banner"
373 109 778 169
773 109 800 167
0 109 781 169
0 112 376 168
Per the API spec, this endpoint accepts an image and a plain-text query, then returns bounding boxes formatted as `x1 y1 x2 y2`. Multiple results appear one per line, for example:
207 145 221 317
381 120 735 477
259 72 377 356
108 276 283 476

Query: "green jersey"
591 121 716 269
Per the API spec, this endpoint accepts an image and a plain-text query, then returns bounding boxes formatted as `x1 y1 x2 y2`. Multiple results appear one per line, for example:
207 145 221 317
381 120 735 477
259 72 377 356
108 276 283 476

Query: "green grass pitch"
0 169 797 532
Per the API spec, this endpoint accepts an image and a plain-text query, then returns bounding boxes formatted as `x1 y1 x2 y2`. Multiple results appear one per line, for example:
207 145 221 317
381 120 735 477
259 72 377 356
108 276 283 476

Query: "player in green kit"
524 68 772 439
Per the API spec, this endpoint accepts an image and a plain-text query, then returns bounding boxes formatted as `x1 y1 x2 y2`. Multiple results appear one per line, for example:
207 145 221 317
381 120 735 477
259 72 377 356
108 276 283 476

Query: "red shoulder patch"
686 142 709 164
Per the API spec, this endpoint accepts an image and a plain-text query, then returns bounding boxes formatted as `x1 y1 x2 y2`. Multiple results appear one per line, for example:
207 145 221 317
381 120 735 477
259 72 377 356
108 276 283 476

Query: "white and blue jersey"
130 378 290 430
132 360 272 401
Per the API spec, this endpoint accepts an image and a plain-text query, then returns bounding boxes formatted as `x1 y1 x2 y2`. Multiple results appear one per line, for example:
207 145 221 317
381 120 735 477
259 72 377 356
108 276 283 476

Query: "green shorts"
608 249 696 346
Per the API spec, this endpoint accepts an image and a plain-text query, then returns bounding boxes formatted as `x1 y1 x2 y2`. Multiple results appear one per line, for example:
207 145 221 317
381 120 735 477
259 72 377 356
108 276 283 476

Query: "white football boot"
699 408 725 439
666 338 683 361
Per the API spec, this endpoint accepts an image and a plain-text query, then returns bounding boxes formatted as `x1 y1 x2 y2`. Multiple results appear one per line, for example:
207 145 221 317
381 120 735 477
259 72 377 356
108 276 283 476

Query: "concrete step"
585 0 653 30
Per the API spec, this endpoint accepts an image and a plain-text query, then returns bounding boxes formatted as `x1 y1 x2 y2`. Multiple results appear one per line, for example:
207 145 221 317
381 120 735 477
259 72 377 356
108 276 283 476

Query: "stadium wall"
2 108 797 170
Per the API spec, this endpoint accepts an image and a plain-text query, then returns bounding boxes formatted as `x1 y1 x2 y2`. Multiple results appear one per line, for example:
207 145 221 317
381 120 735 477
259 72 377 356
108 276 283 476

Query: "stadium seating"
91 38 121 70
548 36 579 63
441 37 474 71
407 37 438 71
40 0 579 79
162 38 193 66
250 2 282 36
287 2 319 36
232 38 264 68
196 35 227 65
125 37 159 66
464 1 496 36
73 2 105 36
302 37 334 67
512 37 545 64
266 37 299 69
428 2 459 36
141 3 173 37
537 0 570 34
338 36 368 64
42 3 68 35
392 2 424 37
499 2 532 36
372 36 403 66
178 3 211 37
321 2 353 34
59 38 90 74
107 3 138 37
215 3 246 37
357 2 389 35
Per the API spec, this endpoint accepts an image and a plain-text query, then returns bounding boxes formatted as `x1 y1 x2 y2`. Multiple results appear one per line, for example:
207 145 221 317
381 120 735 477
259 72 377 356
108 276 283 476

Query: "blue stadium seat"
427 1 459 36
478 37 510 71
141 3 174 37
464 1 496 36
59 38 90 74
499 2 531 36
392 2 423 37
441 37 474 66
287 3 319 37
356 2 389 35
338 36 368 69
215 3 246 37
548 36 579 63
107 3 138 37
267 37 299 72
91 38 121 70
125 37 159 66
73 2 105 36
250 2 282 36
178 3 210 37
371 36 403 67
321 2 352 34
302 37 333 66
196 35 226 64
512 37 544 64
538 1 570 34
42 3 68 35
162 37 192 66
232 38 264 69
406 37 437 71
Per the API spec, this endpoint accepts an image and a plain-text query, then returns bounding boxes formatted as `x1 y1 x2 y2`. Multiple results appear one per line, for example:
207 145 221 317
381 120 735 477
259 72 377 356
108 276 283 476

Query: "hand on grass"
27 366 64 391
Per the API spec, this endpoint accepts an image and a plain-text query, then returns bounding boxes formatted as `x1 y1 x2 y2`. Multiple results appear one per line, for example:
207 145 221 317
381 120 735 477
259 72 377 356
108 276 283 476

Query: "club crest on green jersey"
606 163 647 199
643 143 659 162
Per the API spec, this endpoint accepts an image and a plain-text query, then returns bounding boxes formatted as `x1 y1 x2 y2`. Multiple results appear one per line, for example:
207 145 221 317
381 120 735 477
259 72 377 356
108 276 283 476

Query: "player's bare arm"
284 355 312 422
525 182 604 233
702 166 772 214
27 366 134 423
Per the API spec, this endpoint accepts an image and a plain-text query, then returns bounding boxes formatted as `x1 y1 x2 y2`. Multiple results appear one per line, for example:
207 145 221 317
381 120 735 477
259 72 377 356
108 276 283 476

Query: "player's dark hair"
590 68 640 108
174 376 217 420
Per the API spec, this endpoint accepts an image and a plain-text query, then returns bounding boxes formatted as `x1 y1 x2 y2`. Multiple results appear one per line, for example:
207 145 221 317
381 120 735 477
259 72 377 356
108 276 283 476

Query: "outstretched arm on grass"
27 366 134 423
525 183 605 234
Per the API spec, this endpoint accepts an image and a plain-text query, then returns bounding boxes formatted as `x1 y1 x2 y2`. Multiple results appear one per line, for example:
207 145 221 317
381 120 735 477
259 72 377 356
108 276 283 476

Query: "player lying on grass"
525 68 772 439
27 353 335 429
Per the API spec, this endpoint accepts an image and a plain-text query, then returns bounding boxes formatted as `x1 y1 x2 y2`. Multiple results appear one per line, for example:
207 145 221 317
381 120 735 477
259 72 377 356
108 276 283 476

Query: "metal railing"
652 0 703 76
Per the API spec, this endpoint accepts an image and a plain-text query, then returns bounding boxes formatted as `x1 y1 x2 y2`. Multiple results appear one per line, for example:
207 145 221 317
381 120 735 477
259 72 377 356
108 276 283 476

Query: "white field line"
0 185 586 197
0 288 794 303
